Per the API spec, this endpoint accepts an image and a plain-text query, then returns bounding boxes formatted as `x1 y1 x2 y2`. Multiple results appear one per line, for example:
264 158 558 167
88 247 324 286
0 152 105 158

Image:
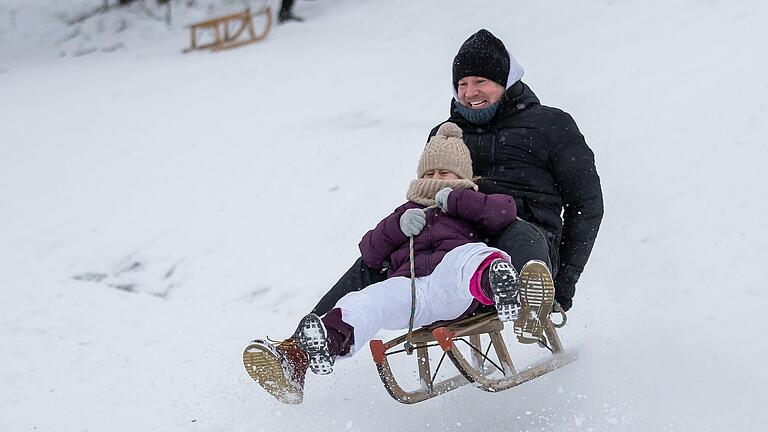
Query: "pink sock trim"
469 252 505 305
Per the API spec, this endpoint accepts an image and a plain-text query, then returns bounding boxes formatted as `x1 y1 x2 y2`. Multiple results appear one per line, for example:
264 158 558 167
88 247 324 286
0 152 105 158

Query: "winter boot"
487 259 522 322
242 338 308 404
294 313 335 375
514 260 555 345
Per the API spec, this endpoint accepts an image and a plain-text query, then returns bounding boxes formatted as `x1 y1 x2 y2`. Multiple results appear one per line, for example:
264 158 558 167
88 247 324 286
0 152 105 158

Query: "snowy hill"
2 1 767 431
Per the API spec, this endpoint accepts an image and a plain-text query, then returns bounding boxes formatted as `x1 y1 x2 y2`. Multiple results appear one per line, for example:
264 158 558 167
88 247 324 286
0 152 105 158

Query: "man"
313 29 603 313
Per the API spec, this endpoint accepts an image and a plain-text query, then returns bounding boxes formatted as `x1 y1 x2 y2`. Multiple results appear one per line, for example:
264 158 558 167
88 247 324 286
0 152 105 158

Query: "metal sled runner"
369 307 576 404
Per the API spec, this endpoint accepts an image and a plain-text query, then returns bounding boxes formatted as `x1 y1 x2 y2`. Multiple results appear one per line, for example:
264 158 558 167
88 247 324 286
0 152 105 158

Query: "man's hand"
554 284 574 311
555 296 572 312
435 187 453 213
400 208 427 237
554 269 578 312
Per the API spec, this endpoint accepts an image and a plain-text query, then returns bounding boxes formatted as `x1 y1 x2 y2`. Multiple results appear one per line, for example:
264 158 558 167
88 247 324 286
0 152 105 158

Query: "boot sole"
243 342 303 404
515 260 555 343
489 260 521 322
297 314 334 375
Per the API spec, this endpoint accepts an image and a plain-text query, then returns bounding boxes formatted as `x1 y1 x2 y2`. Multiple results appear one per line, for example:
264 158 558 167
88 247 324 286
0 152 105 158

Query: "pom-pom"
436 122 463 139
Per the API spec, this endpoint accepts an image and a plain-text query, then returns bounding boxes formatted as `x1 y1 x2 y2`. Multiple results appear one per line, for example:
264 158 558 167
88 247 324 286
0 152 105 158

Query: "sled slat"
488 330 516 377
469 334 483 369
384 312 501 348
544 319 564 352
416 345 432 390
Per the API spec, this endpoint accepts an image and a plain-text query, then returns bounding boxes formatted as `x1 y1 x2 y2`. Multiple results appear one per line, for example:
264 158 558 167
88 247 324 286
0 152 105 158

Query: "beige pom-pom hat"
416 122 474 180
406 122 478 206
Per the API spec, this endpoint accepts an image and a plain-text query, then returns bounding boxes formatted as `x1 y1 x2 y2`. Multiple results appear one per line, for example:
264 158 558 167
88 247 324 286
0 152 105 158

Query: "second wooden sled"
184 7 272 53
369 309 576 404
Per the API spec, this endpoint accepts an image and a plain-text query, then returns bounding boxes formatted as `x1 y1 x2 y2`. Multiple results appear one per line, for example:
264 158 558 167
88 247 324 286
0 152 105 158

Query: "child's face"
423 169 461 180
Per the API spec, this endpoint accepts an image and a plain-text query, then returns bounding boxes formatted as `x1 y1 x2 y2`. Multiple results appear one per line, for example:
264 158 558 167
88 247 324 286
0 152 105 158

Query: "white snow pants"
334 242 509 357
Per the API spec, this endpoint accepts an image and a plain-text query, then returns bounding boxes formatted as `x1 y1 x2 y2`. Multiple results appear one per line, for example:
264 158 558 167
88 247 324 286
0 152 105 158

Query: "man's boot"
514 260 555 344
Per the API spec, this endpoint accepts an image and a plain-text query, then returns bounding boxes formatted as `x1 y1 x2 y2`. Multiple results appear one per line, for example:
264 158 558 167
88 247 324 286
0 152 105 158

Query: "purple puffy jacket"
358 189 517 278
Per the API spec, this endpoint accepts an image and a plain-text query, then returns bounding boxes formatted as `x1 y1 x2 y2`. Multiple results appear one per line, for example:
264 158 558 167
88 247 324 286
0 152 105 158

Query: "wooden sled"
369 307 576 404
184 7 272 53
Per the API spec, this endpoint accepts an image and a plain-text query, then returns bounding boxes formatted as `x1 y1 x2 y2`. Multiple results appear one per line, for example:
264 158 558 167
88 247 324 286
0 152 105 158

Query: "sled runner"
369 262 576 404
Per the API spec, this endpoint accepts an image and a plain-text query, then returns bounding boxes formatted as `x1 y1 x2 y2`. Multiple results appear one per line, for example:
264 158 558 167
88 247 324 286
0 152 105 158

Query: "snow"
2 0 768 431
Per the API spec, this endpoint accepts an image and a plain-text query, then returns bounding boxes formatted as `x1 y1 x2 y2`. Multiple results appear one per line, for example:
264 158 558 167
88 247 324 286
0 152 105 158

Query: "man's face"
457 76 505 109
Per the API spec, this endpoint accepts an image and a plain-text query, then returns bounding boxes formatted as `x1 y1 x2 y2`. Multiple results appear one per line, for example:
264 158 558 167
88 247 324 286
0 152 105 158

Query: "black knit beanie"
452 29 510 90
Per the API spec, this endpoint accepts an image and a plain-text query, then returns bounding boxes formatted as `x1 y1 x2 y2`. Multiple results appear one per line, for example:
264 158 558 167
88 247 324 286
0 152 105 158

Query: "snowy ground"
2 1 768 431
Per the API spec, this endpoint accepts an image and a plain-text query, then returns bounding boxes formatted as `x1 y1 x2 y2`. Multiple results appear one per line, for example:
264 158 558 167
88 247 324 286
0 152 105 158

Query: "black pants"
312 219 556 316
280 0 294 15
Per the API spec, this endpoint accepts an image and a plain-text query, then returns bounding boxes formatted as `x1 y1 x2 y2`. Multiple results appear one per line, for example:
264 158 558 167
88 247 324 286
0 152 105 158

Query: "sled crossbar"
369 311 576 404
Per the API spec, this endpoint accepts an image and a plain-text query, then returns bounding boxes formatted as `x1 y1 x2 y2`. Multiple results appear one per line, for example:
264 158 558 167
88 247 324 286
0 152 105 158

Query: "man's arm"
445 188 517 234
549 113 604 311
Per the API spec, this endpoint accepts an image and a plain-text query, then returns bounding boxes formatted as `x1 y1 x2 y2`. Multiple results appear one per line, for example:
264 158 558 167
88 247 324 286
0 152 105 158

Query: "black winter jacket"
429 81 604 308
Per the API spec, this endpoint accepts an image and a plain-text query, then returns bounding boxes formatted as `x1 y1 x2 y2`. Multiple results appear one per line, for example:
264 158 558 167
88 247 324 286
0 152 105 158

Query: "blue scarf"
453 100 500 125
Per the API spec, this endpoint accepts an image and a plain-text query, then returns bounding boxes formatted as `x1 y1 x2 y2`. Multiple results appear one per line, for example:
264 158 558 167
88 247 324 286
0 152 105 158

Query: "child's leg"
332 276 413 356
439 242 523 322
429 242 521 321
332 243 511 357
429 242 511 302
468 252 506 305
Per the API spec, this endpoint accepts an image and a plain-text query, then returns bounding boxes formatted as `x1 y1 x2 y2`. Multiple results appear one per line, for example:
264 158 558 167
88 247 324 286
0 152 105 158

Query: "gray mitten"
435 187 453 213
399 208 427 237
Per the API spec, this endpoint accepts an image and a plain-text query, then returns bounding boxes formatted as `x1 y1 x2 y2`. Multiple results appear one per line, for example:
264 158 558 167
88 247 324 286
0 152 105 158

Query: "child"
243 122 551 404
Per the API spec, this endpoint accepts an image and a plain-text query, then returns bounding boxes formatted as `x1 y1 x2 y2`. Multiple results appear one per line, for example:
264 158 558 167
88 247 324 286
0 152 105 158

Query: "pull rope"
404 236 417 354
404 205 437 355
551 301 568 328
